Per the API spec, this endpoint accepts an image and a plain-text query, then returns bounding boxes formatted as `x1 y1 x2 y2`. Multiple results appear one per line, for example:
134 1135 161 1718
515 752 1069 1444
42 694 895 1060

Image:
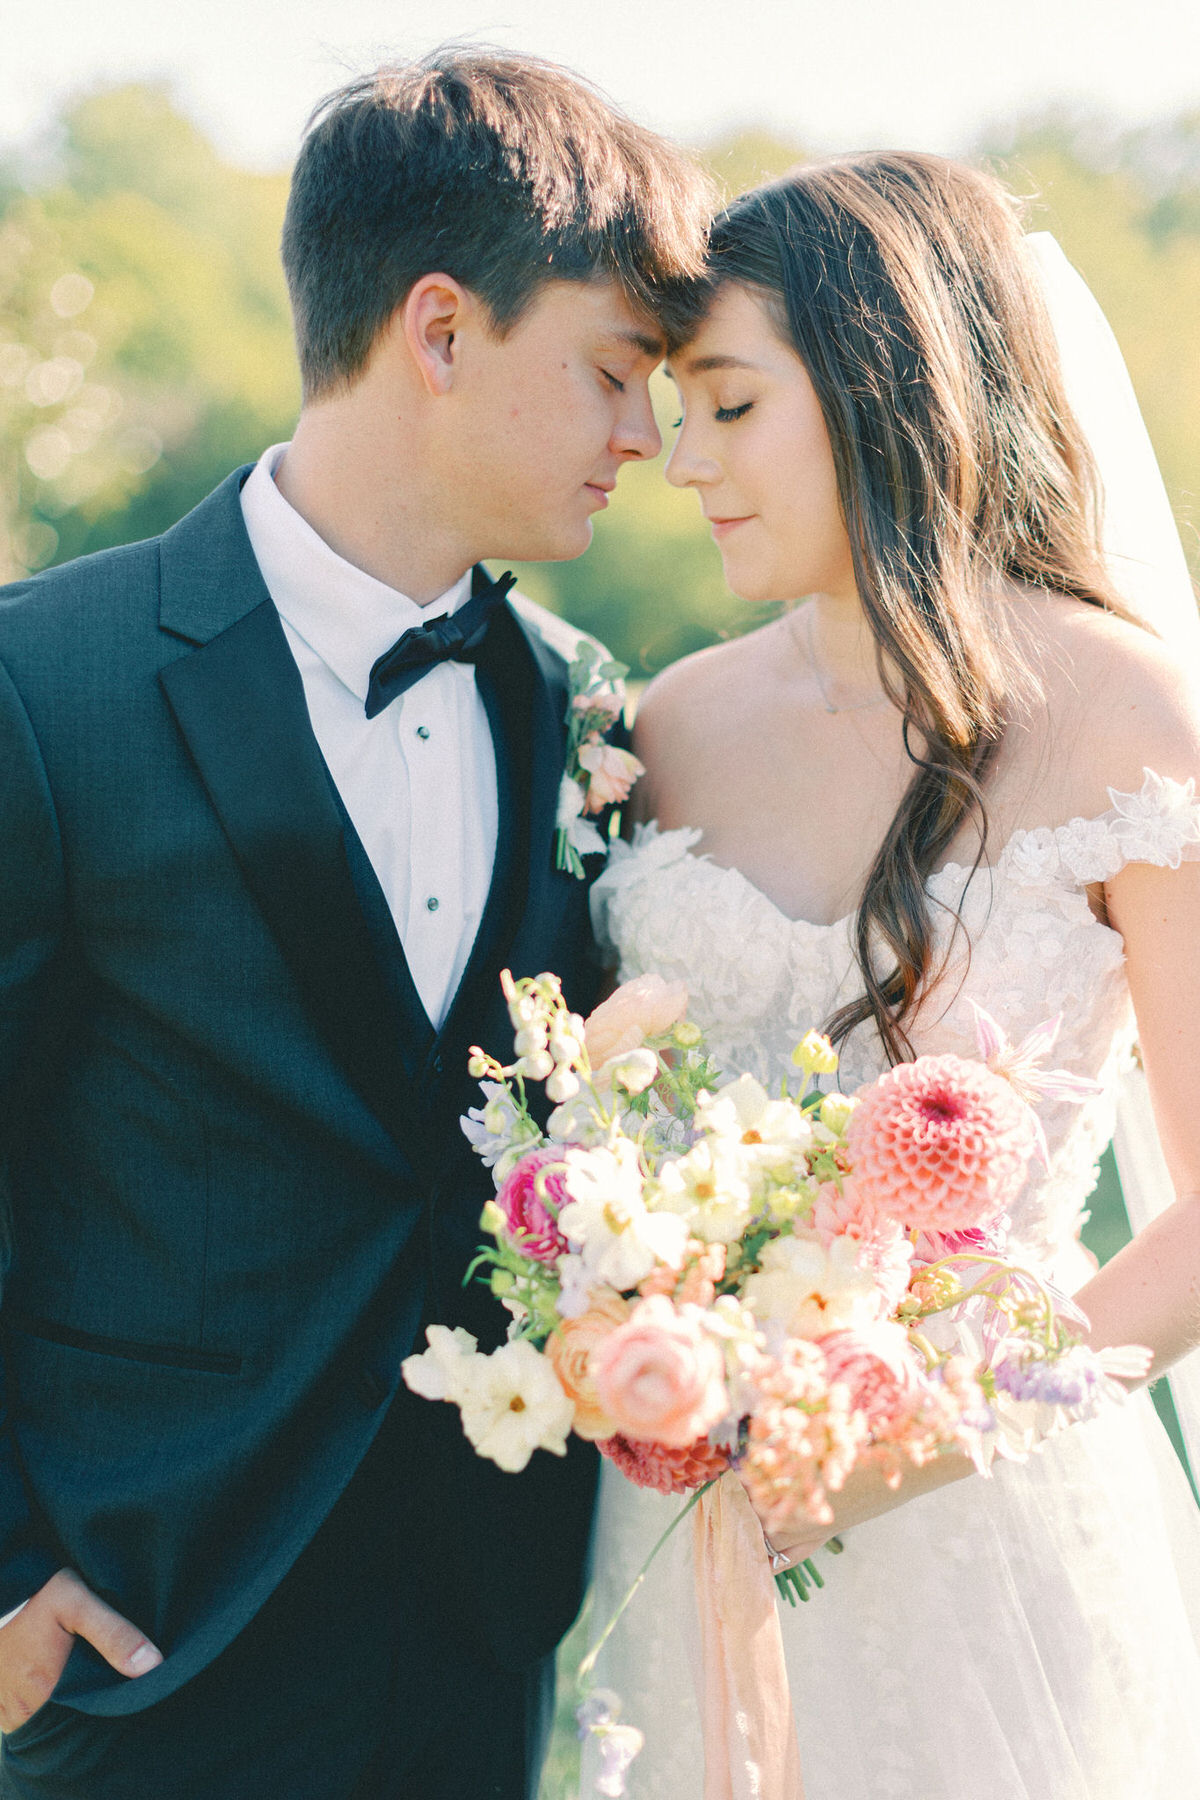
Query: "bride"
584 153 1200 1799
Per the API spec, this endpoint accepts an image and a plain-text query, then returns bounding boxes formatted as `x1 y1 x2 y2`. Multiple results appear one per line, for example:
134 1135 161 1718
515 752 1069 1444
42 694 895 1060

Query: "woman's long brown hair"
692 153 1138 1064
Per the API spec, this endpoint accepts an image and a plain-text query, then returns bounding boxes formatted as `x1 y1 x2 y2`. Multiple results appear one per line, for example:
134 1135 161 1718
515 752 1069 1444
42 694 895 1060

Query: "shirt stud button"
426 896 440 912
416 725 430 740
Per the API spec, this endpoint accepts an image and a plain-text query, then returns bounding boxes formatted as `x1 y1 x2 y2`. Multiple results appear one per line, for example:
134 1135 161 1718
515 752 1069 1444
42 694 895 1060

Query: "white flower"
559 775 608 857
742 1234 879 1337
559 1139 688 1289
654 1138 755 1244
457 1339 575 1472
601 1046 660 1095
401 1325 480 1405
695 1074 814 1185
546 1092 609 1146
555 1252 595 1319
460 1082 543 1179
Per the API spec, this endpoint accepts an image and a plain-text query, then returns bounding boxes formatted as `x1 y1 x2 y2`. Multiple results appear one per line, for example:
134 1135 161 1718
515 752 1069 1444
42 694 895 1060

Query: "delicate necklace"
799 604 889 715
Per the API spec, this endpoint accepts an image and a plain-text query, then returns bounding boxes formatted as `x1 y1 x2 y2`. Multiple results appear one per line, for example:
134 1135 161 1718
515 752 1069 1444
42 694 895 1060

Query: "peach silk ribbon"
693 1473 806 1800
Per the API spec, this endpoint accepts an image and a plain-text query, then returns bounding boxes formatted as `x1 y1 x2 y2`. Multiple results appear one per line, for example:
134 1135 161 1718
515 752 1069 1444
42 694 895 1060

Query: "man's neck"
274 403 472 606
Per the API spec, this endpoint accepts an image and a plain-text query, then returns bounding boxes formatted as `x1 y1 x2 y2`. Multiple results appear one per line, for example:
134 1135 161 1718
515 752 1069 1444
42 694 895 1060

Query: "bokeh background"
2 2 1197 1791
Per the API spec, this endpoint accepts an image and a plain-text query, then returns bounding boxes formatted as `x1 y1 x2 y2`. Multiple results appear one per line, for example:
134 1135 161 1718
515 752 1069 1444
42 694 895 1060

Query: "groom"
0 48 708 1799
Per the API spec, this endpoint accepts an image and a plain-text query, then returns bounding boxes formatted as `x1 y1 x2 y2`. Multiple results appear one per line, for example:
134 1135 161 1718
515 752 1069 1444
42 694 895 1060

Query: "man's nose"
613 387 662 462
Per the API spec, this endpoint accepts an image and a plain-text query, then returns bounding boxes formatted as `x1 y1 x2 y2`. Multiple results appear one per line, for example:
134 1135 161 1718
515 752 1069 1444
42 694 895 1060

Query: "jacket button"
431 1054 444 1077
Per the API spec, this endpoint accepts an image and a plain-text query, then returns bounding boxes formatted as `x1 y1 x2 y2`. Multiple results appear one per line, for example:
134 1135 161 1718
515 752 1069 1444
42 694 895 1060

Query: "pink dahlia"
846 1055 1037 1233
494 1147 573 1264
597 1431 730 1494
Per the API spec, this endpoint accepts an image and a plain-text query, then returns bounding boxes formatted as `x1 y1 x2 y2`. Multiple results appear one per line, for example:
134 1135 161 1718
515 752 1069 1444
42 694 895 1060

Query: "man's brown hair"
281 46 713 399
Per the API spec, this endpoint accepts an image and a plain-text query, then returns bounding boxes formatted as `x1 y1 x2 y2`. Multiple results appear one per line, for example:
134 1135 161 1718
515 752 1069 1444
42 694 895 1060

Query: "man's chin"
496 520 595 566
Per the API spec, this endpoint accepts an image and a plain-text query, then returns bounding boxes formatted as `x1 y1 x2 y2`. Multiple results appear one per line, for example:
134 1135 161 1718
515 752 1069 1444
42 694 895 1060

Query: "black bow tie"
364 568 516 719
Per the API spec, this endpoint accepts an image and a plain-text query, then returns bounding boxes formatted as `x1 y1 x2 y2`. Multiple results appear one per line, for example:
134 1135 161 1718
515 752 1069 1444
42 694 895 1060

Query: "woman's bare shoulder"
1016 592 1200 810
630 628 776 823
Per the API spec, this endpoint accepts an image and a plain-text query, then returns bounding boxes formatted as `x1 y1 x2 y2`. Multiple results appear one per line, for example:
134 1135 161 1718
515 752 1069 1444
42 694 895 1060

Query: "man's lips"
584 481 614 509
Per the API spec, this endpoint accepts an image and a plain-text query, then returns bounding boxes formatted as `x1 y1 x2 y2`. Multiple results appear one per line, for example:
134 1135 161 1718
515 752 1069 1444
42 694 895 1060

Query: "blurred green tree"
0 83 297 581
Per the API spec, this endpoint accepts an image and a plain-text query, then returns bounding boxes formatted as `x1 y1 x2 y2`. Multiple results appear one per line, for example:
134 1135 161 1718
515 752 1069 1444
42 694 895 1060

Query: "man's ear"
399 274 471 397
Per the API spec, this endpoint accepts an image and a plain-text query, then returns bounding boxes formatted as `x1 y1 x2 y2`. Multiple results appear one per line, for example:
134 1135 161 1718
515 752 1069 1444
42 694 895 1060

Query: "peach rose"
584 973 690 1067
545 1289 631 1441
577 739 645 814
592 1295 729 1448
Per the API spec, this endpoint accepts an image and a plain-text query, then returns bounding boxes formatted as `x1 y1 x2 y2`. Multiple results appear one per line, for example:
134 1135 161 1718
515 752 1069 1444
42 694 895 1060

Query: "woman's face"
665 282 856 606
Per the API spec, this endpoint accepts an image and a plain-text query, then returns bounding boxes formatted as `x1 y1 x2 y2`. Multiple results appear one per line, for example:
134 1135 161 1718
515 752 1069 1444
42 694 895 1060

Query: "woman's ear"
399 273 470 397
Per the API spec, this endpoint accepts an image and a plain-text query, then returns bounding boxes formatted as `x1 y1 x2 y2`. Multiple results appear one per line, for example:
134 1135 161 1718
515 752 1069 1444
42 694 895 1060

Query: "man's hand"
0 1568 162 1732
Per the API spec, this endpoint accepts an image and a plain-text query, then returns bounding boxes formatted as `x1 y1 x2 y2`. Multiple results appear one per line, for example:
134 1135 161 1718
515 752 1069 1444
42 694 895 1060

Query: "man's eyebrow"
601 328 667 358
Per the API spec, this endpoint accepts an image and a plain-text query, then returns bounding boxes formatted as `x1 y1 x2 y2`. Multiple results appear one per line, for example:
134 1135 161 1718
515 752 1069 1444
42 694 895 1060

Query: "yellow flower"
791 1030 839 1077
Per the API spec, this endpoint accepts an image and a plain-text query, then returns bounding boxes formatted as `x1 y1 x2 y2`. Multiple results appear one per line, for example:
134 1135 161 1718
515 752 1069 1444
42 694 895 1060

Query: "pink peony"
846 1054 1037 1233
577 739 645 814
583 973 690 1067
597 1431 730 1494
818 1327 922 1437
593 1295 729 1448
494 1147 573 1264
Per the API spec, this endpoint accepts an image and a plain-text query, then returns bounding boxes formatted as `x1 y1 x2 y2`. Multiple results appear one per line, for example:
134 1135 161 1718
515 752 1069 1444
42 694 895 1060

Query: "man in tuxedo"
0 48 709 1798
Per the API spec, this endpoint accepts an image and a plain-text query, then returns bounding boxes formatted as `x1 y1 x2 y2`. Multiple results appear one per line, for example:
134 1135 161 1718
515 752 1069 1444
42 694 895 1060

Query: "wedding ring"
763 1534 792 1572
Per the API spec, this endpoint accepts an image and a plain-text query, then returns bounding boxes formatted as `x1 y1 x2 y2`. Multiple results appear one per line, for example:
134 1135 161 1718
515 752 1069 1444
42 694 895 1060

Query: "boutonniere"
555 643 645 879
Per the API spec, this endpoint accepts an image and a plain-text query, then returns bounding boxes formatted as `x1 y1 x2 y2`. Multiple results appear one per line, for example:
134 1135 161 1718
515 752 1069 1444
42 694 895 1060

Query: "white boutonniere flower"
556 644 644 879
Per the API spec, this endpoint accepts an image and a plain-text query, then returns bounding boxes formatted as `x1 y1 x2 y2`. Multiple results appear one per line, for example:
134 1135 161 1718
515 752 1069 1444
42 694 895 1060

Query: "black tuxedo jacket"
0 468 603 1717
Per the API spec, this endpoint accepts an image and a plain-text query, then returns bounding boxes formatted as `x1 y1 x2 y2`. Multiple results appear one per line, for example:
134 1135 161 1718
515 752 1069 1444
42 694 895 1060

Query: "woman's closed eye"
715 402 753 423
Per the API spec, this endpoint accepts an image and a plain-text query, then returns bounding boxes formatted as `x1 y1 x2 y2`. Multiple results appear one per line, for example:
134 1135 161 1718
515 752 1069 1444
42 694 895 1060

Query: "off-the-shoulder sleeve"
589 822 704 964
1014 769 1200 888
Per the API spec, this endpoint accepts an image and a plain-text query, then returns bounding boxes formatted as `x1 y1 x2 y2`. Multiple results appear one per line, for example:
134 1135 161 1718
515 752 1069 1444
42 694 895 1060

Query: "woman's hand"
741 1445 978 1569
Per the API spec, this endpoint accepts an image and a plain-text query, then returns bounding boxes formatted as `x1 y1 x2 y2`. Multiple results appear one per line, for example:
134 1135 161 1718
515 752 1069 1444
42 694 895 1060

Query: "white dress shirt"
239 443 499 1031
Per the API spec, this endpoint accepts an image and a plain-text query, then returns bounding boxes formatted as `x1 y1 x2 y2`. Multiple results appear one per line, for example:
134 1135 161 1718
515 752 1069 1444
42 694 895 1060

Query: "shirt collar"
239 442 473 704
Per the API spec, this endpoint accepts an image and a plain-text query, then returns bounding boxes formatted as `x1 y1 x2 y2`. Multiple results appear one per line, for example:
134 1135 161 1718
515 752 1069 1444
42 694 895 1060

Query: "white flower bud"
519 1051 555 1082
612 1047 659 1095
546 1067 581 1104
514 1025 549 1058
467 1052 489 1080
549 1030 582 1067
482 1102 510 1135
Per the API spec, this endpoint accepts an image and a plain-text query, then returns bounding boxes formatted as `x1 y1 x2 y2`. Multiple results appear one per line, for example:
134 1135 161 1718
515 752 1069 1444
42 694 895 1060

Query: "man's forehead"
555 278 665 357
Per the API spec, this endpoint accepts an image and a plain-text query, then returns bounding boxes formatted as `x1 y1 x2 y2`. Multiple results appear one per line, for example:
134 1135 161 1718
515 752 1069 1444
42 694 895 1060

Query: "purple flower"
992 1347 1101 1408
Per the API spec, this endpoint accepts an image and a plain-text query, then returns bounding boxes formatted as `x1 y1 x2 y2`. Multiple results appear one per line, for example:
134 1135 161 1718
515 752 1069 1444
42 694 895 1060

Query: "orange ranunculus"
545 1289 632 1441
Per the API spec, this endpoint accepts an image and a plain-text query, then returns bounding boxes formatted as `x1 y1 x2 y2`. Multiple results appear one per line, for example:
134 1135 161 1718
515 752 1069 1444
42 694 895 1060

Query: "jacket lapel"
431 598 569 1078
156 471 430 1153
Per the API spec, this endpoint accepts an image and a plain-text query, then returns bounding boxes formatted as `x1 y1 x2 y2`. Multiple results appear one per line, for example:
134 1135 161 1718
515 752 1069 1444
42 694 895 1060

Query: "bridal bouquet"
402 968 1150 1790
406 969 1146 1509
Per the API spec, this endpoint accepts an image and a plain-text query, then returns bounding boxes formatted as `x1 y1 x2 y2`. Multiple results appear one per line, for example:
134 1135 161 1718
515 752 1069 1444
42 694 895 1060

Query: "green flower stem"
577 1479 717 1685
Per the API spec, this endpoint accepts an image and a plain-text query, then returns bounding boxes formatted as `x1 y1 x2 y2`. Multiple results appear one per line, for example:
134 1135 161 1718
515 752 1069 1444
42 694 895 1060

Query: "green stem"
577 1478 717 1685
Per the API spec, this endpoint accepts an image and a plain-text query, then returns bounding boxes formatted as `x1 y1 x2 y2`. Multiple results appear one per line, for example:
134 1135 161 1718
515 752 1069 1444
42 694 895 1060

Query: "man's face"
450 279 665 564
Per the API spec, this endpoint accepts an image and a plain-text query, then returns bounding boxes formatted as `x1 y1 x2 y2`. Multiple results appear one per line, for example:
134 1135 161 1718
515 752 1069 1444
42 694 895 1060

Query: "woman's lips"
710 516 753 540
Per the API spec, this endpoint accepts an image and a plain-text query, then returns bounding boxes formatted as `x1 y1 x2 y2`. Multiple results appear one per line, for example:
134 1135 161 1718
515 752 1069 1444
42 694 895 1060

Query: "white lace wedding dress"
582 769 1200 1800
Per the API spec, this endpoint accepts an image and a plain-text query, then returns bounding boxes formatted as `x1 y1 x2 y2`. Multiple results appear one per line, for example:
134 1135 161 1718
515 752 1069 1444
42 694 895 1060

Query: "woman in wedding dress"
584 153 1200 1799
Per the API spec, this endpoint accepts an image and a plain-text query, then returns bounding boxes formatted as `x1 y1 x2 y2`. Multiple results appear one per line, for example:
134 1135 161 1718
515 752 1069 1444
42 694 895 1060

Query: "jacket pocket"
4 1312 241 1375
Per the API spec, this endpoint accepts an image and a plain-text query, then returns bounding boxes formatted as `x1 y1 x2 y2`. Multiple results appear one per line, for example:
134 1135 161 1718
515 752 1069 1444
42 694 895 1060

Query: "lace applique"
1006 768 1200 889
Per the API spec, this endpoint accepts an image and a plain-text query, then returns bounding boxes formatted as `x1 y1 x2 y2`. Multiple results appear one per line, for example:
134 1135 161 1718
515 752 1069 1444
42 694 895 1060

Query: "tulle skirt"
582 1390 1200 1799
